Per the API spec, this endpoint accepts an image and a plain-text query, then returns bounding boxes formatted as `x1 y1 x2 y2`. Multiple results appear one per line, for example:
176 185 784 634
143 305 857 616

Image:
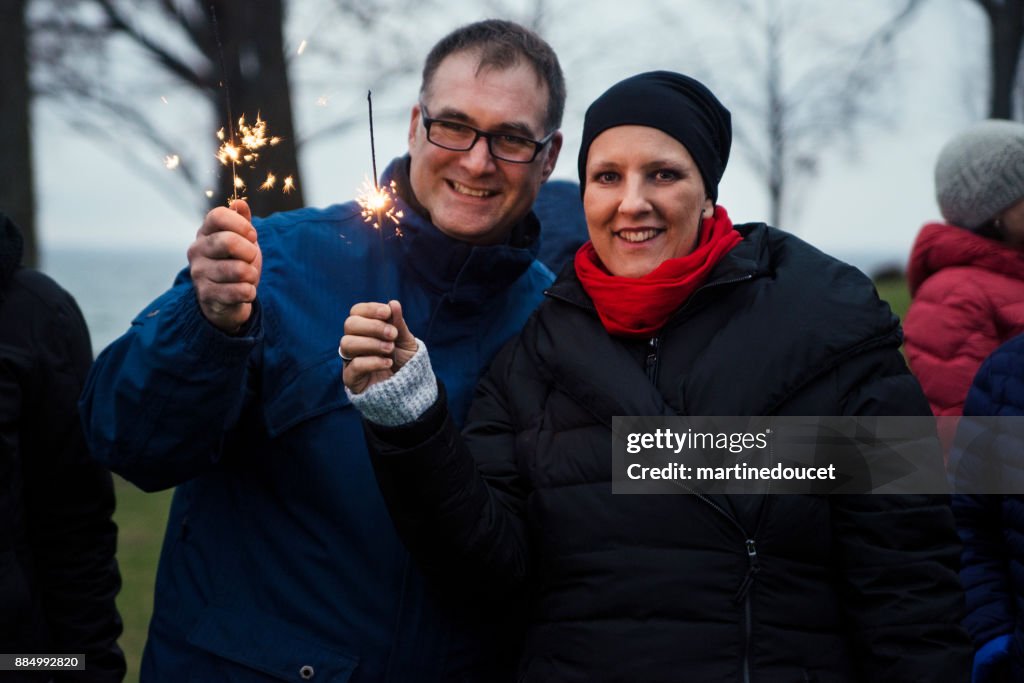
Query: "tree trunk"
766 1 785 228
0 0 37 267
207 0 304 218
982 0 1024 119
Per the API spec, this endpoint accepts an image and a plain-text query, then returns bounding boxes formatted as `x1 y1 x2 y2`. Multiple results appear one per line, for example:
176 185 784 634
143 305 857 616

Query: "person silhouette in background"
0 211 125 681
904 120 1024 448
949 330 1024 682
531 178 588 273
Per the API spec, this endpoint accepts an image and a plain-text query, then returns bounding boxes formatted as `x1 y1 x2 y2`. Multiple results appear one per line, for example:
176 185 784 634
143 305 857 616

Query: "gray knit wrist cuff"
345 338 438 426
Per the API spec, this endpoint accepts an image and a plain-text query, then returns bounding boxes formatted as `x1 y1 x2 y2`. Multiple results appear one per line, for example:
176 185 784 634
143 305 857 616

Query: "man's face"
408 51 562 245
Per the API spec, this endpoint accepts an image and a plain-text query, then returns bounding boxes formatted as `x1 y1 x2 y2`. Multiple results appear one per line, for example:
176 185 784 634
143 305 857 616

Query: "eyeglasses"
419 103 555 164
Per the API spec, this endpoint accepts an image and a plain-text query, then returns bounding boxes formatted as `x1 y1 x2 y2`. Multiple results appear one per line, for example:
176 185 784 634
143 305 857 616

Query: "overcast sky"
33 0 988 274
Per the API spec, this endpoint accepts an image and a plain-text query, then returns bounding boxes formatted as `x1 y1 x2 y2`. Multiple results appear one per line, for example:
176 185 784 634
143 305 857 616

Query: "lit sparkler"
354 91 403 235
164 154 180 170
209 4 293 205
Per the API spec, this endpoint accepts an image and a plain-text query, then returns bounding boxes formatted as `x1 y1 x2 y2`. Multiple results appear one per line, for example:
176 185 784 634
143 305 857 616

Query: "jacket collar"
385 156 542 304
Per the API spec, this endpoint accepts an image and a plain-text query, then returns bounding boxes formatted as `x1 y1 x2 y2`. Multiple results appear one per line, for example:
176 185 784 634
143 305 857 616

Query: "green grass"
107 277 913 680
113 476 172 682
875 275 911 322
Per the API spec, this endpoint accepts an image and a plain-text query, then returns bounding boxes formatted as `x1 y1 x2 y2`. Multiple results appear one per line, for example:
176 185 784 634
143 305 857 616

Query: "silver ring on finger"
338 342 353 364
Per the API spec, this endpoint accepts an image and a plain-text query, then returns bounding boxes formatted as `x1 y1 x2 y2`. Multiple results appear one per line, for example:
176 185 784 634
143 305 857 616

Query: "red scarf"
574 205 741 338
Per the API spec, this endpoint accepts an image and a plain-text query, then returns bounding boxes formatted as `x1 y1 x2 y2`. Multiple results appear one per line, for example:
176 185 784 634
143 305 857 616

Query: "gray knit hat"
935 119 1024 230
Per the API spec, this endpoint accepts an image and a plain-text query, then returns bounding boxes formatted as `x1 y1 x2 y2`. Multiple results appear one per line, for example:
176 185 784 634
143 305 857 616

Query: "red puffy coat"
905 222 1024 419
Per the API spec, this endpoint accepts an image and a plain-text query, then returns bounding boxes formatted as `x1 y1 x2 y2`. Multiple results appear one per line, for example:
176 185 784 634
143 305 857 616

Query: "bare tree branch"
686 0 926 227
93 0 211 91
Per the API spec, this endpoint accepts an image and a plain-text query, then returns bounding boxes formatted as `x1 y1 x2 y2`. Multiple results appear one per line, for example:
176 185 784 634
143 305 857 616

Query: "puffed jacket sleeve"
904 274 999 418
813 346 972 681
79 269 261 492
365 341 532 601
21 277 126 682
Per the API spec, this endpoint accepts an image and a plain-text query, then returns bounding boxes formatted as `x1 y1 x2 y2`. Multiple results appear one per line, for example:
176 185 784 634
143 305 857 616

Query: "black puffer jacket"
369 224 971 683
0 214 125 681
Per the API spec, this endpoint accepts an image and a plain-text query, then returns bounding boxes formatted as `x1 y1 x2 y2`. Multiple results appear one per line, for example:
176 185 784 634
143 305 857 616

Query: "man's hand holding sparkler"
341 301 419 394
188 199 262 334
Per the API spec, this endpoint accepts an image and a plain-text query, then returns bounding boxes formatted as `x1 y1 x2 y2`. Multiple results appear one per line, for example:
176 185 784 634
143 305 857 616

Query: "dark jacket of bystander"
0 212 125 682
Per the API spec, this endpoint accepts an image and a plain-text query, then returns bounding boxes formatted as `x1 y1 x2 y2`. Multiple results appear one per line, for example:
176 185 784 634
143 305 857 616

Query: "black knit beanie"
577 71 732 202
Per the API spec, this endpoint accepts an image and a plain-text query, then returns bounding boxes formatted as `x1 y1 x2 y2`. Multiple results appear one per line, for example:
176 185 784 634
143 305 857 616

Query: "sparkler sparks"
164 154 180 170
215 114 291 202
297 40 308 55
356 177 404 230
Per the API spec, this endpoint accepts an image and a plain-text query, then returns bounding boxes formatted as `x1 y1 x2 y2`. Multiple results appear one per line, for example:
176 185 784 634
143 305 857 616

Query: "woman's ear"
702 198 714 218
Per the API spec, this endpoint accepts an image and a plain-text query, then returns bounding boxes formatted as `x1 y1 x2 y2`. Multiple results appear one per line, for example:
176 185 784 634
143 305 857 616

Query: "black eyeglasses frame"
419 103 555 164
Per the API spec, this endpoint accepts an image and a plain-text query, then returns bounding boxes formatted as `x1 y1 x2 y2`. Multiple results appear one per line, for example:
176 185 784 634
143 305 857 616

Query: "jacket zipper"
641 274 753 382
674 487 760 683
645 336 660 382
675 488 760 598
739 539 759 683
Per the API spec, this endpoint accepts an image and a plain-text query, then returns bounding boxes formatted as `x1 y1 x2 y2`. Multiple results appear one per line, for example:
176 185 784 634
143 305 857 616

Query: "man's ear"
408 104 421 148
540 131 563 181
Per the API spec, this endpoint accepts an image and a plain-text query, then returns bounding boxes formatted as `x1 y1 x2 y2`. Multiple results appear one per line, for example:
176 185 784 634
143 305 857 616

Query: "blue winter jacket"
80 157 557 682
952 332 1024 681
530 179 587 274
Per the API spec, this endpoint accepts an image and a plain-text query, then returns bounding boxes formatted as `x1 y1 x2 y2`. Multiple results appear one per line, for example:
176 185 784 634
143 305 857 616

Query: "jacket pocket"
187 604 359 681
263 351 350 438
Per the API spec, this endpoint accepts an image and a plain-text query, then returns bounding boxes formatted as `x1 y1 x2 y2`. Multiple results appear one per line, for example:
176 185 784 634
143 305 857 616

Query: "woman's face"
583 126 714 278
999 197 1024 248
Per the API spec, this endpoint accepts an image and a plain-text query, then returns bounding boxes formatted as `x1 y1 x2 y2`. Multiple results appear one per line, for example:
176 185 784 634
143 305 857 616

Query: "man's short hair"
420 19 565 135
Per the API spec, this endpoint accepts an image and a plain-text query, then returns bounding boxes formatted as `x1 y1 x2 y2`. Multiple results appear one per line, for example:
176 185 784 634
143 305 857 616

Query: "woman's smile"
614 227 665 243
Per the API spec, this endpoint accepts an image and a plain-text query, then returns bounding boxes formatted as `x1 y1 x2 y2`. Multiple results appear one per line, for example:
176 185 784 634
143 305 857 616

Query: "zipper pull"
645 336 660 381
732 539 761 603
746 539 760 571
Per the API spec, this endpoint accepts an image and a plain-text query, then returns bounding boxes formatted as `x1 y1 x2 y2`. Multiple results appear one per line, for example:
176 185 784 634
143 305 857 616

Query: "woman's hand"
341 300 418 395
